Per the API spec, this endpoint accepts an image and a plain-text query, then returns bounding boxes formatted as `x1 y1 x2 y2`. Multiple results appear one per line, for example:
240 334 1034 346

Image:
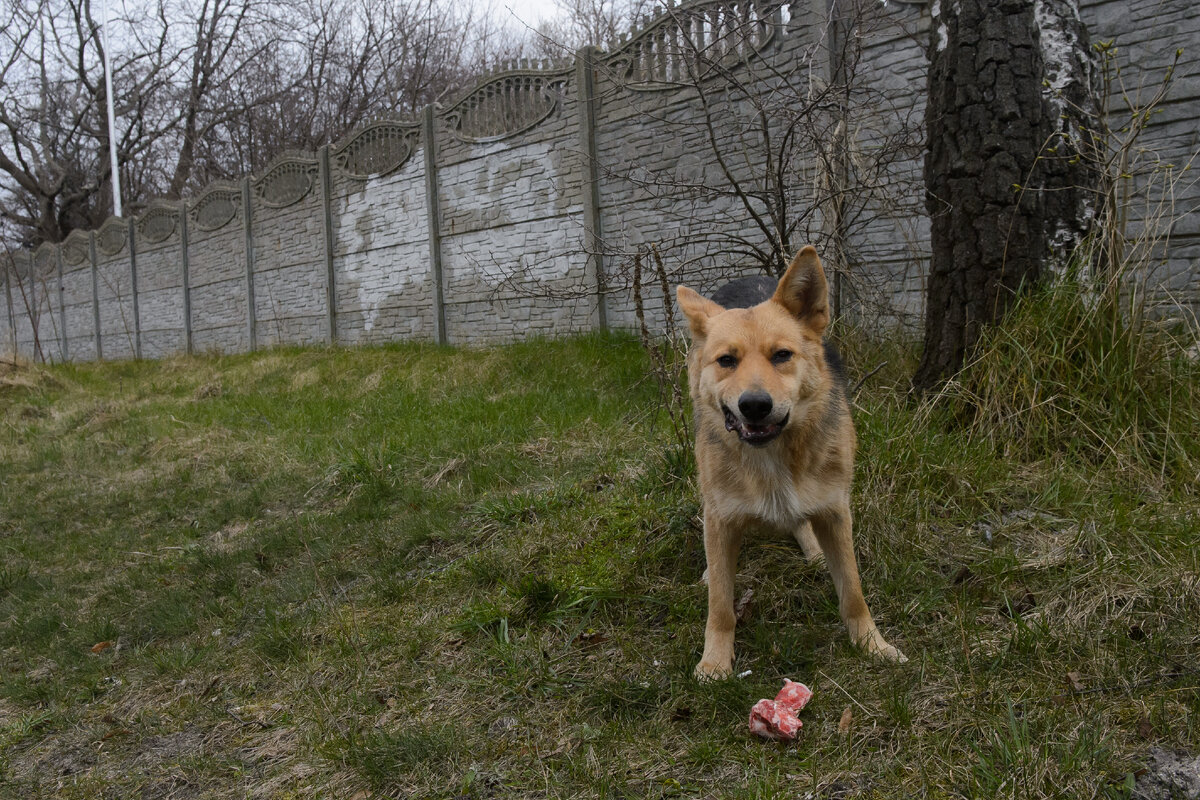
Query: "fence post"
242 177 257 351
180 200 193 355
129 219 142 358
58 245 68 362
576 45 607 332
27 251 37 358
90 232 103 360
810 0 847 321
319 145 338 345
423 104 448 345
3 254 14 354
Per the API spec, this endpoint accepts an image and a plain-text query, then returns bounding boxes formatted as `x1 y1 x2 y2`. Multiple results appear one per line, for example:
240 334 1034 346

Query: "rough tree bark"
913 0 1095 391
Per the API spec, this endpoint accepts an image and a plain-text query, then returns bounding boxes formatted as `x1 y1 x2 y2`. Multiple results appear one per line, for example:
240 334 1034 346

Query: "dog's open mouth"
723 406 788 446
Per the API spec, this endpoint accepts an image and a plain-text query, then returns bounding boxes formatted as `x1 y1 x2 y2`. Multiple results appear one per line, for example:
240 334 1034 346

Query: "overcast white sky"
496 0 564 30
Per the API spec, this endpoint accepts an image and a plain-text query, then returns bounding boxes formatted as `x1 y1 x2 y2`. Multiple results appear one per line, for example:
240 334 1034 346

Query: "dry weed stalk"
632 245 691 466
1064 41 1198 331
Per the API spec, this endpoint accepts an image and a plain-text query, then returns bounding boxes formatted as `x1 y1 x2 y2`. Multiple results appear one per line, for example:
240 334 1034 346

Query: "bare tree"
163 0 296 197
177 0 528 179
527 0 650 57
0 0 527 245
0 0 175 244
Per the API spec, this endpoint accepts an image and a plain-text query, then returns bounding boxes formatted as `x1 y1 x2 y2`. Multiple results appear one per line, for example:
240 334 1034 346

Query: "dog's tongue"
724 407 783 443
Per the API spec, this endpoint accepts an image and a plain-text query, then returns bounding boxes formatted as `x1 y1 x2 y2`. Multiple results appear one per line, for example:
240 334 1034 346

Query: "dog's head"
676 246 831 448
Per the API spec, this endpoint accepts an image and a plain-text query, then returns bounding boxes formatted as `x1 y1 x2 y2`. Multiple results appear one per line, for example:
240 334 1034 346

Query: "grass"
0 319 1197 799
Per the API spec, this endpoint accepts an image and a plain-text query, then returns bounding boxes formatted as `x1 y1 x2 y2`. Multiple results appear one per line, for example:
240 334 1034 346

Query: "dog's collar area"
722 405 788 446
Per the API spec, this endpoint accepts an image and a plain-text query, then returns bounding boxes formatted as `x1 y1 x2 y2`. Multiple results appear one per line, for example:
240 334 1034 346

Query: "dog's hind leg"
810 502 907 663
695 511 742 681
792 520 824 563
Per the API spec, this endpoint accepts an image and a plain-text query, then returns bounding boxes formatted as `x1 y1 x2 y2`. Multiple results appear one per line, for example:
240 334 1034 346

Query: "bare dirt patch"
1135 748 1200 800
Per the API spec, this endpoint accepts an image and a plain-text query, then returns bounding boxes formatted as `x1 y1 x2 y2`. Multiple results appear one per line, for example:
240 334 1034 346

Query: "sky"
495 0 564 31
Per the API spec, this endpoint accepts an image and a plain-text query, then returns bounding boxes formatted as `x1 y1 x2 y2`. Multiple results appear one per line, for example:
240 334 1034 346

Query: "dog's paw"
693 659 733 682
852 627 908 664
873 642 908 664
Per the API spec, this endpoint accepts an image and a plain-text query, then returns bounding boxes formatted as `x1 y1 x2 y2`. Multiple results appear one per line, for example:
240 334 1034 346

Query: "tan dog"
677 246 906 680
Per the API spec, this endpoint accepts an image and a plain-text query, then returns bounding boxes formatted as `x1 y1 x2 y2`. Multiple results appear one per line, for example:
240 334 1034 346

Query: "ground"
0 331 1197 798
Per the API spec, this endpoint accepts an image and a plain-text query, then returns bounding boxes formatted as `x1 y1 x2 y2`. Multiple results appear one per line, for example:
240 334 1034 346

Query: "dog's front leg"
792 520 824 563
695 510 741 681
810 502 907 663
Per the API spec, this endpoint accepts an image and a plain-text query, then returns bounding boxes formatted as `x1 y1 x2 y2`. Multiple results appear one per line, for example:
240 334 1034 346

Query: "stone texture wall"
62 239 98 362
94 221 137 361
437 76 592 343
2 0 1196 362
1 270 10 354
24 249 59 361
136 215 187 360
253 183 328 349
331 141 432 346
1082 0 1200 320
841 2 930 328
188 198 250 355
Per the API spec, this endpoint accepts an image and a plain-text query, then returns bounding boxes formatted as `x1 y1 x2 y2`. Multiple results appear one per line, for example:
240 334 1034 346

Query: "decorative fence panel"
2 0 1197 361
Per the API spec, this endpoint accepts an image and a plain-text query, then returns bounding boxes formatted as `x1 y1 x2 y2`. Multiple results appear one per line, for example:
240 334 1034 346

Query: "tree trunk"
913 0 1094 392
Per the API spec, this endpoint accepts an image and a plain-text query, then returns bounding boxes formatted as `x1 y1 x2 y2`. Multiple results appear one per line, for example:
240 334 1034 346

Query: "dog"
676 246 906 680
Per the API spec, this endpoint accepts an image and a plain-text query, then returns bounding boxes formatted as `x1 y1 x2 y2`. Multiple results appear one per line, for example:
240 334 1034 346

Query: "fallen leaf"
1066 671 1085 692
735 588 755 624
1002 589 1036 617
838 707 853 735
90 641 112 653
577 630 608 648
1137 715 1154 739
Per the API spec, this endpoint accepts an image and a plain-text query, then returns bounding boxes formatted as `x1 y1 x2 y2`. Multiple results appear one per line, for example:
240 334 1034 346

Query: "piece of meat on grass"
748 699 802 741
775 679 812 711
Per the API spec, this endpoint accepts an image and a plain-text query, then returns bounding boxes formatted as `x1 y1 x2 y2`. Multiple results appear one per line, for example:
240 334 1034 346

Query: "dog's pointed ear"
773 246 830 335
676 285 724 339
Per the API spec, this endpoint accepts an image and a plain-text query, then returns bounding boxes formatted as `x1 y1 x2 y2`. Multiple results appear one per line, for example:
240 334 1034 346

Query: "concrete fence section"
2 0 1197 362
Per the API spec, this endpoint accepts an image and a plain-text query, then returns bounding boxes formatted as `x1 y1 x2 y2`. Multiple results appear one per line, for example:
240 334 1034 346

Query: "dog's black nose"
738 391 773 422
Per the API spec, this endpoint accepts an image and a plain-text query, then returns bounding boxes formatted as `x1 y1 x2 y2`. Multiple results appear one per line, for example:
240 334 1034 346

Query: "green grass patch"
0 324 1196 798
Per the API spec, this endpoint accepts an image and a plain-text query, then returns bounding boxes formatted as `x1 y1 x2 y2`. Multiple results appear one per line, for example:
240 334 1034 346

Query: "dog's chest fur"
707 445 838 531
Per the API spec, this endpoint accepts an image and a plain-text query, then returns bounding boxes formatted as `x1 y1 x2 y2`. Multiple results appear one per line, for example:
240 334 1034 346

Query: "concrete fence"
3 0 1197 362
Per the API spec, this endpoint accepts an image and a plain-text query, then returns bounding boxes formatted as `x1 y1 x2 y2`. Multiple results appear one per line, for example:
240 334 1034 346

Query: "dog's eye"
716 354 738 369
771 350 793 365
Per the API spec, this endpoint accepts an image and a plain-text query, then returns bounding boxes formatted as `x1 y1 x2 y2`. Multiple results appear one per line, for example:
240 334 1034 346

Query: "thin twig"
851 361 887 397
816 668 872 716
